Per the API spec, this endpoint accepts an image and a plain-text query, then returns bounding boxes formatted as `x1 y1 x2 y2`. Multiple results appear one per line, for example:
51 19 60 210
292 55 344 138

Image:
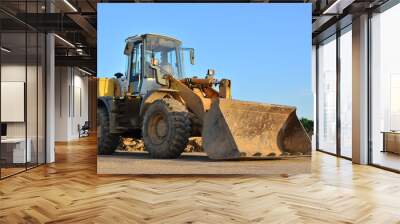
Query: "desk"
382 131 400 154
1 138 31 163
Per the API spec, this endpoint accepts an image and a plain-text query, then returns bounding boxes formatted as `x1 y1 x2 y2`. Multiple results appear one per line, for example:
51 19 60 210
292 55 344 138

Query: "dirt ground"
98 152 311 175
105 137 311 175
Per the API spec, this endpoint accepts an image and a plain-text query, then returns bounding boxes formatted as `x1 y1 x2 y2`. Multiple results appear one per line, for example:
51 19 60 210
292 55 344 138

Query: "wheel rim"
148 112 169 144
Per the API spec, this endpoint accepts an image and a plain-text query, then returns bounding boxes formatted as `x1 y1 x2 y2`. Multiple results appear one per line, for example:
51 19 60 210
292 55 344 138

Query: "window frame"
315 24 353 161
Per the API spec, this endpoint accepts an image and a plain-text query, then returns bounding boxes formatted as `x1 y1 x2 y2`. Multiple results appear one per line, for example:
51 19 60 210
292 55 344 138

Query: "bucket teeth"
202 98 311 160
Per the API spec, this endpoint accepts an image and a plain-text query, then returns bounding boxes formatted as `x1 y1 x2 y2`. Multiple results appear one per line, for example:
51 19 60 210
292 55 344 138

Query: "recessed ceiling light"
63 0 78 12
323 0 355 15
1 47 11 53
78 67 93 76
54 34 75 48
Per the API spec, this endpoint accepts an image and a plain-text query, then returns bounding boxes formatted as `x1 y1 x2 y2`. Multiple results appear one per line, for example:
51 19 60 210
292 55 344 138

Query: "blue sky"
98 4 312 119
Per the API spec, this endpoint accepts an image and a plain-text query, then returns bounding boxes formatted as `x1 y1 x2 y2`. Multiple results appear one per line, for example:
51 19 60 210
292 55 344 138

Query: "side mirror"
190 48 195 65
114 72 124 79
207 69 215 77
124 42 133 55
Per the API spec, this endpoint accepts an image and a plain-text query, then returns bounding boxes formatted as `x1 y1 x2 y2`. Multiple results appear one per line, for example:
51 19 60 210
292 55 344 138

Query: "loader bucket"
202 98 311 160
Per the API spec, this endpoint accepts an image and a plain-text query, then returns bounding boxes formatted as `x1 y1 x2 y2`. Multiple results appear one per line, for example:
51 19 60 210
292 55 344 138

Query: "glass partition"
371 3 400 171
339 26 352 158
0 1 46 179
1 31 28 177
317 35 337 154
27 31 38 169
38 32 46 165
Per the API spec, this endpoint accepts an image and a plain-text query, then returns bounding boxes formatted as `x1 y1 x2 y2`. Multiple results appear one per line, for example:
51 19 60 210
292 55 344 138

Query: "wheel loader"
97 33 311 160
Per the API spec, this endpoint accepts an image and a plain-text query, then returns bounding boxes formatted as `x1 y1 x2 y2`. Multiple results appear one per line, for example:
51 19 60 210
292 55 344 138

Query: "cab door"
113 41 142 133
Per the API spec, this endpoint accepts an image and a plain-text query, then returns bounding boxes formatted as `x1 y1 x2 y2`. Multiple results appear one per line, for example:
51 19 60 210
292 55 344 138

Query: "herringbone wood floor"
1 135 400 224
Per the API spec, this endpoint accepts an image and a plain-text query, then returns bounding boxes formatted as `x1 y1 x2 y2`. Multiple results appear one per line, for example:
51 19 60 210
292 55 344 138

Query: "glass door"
339 26 352 158
0 1 47 179
370 4 400 171
317 35 337 154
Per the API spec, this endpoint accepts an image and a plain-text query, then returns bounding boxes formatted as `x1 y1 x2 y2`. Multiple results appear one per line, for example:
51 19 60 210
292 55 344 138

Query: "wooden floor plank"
0 135 399 223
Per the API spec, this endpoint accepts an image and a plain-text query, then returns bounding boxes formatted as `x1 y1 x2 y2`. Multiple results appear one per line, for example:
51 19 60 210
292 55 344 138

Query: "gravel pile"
184 137 203 152
117 137 204 153
117 138 145 152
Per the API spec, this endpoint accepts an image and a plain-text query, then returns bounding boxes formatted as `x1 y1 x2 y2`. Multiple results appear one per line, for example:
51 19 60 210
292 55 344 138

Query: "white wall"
55 67 89 141
1 65 27 139
55 66 69 141
70 72 89 138
1 65 43 137
1 63 46 164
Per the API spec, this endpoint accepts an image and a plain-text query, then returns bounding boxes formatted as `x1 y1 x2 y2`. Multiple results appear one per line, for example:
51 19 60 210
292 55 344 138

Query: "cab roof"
125 33 182 45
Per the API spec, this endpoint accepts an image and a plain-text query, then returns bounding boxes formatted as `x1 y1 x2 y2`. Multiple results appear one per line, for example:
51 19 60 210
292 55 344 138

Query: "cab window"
130 43 142 94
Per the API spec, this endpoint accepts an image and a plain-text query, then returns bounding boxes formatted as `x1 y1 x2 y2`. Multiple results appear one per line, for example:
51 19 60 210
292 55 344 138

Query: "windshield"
144 36 184 79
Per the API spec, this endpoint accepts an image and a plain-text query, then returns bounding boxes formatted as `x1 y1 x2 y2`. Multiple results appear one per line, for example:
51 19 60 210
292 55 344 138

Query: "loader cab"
125 34 194 96
124 34 190 96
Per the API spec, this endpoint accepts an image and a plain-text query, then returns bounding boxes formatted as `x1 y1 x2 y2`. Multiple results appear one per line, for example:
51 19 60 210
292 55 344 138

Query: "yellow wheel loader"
97 33 311 160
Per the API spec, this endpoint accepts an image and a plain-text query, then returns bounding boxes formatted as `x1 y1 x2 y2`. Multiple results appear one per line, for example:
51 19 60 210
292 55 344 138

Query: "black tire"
142 98 191 159
97 106 119 155
189 112 202 137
